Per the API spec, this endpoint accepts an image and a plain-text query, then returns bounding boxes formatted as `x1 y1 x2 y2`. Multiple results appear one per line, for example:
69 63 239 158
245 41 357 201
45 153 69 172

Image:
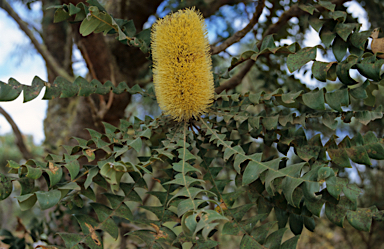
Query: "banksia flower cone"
151 8 214 121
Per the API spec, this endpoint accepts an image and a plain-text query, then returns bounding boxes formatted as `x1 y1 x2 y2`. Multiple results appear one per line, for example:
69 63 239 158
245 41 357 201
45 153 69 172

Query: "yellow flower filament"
151 8 214 121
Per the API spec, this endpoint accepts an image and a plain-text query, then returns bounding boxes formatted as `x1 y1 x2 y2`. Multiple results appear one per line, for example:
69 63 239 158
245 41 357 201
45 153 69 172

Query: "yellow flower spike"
151 8 214 121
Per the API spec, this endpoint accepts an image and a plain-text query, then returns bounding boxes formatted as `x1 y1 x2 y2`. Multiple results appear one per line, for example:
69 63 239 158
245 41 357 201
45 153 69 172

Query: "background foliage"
1 0 384 248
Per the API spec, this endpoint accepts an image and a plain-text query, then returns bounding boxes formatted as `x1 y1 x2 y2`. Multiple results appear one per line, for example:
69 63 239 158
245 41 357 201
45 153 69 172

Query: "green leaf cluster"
1 1 384 248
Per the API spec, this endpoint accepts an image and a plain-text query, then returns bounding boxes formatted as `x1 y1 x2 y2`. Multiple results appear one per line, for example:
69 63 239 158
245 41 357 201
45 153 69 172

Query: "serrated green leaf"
128 137 142 153
325 88 349 112
140 206 177 222
240 235 263 249
320 22 336 48
85 167 99 189
332 36 348 62
73 214 103 248
302 89 325 110
45 162 63 187
280 235 300 249
260 34 276 51
335 23 359 42
164 173 205 187
104 193 133 220
0 78 23 101
319 0 335 11
287 46 317 73
68 3 81 15
223 145 244 161
177 199 207 217
281 91 302 104
325 201 347 227
312 61 334 82
90 203 119 239
350 31 371 50
264 228 287 249
243 158 278 186
64 160 80 181
54 8 70 23
249 92 263 104
262 115 279 130
172 161 201 174
356 59 384 82
343 183 360 204
23 76 45 102
330 11 347 22
251 221 277 244
194 210 228 239
299 4 316 15
58 233 84 249
326 176 347 200
309 16 325 32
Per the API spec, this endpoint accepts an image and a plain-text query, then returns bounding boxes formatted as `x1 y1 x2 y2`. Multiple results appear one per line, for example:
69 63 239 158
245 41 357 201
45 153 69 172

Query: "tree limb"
0 106 32 160
211 0 266 55
215 60 254 94
0 0 74 82
261 0 352 42
214 0 352 93
195 0 244 18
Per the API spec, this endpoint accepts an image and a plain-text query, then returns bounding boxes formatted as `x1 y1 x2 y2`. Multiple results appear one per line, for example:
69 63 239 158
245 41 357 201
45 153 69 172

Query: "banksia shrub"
151 8 214 121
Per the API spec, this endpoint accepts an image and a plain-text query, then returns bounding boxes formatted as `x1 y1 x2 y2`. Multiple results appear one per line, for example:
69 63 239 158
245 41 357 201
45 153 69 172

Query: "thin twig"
211 0 266 55
97 64 115 119
0 0 74 82
261 0 351 46
214 0 352 93
215 59 254 94
0 106 32 159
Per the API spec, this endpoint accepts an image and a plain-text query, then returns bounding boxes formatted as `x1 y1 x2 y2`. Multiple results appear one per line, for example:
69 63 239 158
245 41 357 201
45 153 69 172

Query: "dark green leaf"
35 190 61 210
58 233 84 249
320 22 336 48
264 228 287 249
312 61 335 82
309 16 325 32
346 208 373 232
289 214 303 235
23 76 45 102
68 3 81 15
335 23 359 41
299 4 317 15
302 89 325 110
318 0 335 11
325 88 349 112
280 235 300 249
287 47 317 73
0 173 12 201
54 8 70 23
251 221 277 244
64 160 80 181
260 35 276 51
79 16 100 36
240 235 263 249
332 36 348 62
350 31 371 50
0 78 22 101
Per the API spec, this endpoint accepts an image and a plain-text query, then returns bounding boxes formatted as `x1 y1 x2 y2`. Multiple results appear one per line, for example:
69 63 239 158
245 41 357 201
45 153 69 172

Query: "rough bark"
42 0 76 152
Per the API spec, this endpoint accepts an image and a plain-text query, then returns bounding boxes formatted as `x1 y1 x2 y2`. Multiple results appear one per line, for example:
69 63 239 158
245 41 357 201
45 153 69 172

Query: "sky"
0 2 47 144
0 1 370 145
